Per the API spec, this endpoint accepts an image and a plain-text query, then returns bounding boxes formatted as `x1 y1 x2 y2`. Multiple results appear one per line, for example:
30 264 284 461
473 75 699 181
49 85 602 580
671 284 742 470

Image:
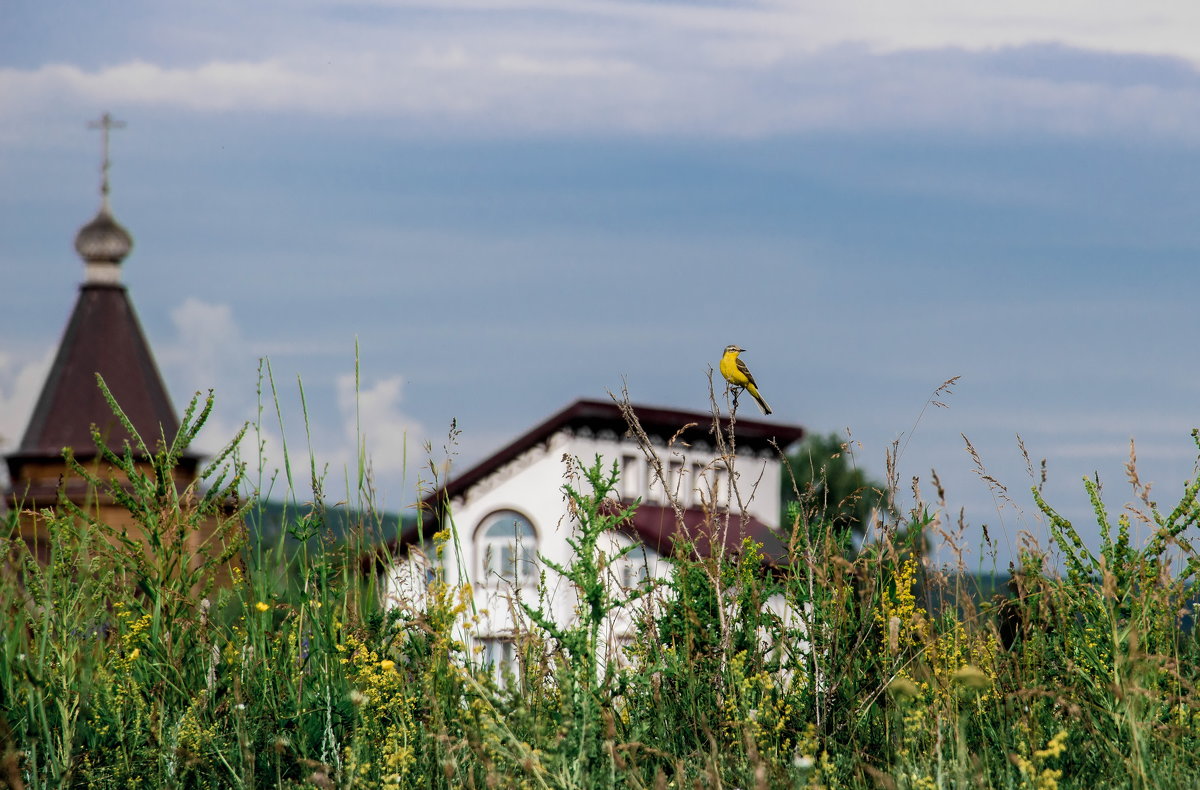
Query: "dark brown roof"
7 282 180 468
430 398 805 507
618 503 790 566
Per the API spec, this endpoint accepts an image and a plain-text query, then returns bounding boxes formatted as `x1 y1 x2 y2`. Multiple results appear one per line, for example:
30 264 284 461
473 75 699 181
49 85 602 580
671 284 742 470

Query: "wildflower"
380 659 396 671
235 703 246 711
952 665 991 691
794 754 815 772
1034 730 1069 760
129 648 140 661
887 676 919 699
255 601 270 612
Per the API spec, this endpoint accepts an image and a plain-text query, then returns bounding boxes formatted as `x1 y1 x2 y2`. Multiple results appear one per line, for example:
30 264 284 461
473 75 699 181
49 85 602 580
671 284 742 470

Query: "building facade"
383 398 805 674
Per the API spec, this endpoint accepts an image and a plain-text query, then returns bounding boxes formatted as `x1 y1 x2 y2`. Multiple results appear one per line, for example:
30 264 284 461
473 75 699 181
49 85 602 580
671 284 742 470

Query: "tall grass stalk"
4 375 1200 788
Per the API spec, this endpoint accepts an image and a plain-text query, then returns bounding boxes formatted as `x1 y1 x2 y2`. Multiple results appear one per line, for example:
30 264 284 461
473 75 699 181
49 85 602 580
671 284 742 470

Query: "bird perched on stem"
719 344 772 415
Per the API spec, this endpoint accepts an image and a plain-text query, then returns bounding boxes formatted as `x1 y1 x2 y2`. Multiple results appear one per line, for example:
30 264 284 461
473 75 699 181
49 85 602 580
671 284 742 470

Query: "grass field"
4 382 1200 789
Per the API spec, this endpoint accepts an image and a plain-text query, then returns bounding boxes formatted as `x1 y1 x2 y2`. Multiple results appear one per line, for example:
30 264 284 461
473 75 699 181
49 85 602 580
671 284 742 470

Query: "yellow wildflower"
1034 730 1069 760
255 601 270 612
952 665 991 691
887 676 920 700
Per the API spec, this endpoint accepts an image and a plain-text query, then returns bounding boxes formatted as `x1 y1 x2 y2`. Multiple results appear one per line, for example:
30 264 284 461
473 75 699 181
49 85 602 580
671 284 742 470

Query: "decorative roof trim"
426 397 805 510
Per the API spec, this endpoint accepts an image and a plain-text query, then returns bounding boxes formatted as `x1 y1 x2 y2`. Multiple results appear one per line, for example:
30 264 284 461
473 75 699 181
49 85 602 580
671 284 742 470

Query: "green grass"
4 378 1200 789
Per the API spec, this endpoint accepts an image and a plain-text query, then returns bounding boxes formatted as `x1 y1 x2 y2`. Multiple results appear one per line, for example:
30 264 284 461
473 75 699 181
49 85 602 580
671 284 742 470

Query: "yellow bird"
719 344 772 415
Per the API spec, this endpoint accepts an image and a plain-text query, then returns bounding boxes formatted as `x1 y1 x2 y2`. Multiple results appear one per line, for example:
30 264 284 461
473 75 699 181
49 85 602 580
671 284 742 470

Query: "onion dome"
74 202 133 264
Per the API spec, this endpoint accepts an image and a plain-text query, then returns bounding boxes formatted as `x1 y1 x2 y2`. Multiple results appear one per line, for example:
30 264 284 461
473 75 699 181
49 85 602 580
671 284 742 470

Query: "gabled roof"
8 282 181 466
429 397 805 507
362 398 804 571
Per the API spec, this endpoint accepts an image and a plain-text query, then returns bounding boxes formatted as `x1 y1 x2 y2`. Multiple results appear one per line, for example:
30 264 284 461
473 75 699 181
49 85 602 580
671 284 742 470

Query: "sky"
3 0 1200 571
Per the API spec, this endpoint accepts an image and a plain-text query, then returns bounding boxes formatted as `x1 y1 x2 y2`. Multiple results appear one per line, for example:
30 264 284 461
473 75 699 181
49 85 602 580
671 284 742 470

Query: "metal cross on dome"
87 112 126 201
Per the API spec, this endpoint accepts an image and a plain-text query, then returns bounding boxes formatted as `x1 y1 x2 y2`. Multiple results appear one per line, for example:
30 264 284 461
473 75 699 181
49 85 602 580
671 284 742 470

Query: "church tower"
4 114 201 559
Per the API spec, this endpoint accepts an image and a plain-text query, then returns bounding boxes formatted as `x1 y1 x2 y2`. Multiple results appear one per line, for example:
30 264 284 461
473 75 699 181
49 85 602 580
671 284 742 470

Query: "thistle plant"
514 456 643 784
64 374 248 596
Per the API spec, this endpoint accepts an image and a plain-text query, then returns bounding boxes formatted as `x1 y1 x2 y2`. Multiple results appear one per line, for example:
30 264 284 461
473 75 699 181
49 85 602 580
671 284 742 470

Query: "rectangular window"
480 637 517 682
620 454 640 501
693 461 731 508
714 463 731 508
693 462 710 505
668 460 685 506
645 461 661 504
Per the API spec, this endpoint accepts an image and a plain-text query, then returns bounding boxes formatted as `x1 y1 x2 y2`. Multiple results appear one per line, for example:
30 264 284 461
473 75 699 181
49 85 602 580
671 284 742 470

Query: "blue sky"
3 1 1200 570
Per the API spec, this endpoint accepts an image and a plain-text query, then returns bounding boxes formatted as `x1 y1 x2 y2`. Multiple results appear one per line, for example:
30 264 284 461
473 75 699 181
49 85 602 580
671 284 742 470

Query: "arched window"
478 511 538 586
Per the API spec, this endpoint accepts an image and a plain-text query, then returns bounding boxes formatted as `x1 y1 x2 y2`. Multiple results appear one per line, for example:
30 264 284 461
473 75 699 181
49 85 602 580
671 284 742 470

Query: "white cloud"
0 348 54 454
6 1 1200 139
165 298 241 394
335 372 426 481
317 0 1200 59
149 297 428 508
494 53 636 77
0 347 54 493
158 299 269 480
0 60 326 113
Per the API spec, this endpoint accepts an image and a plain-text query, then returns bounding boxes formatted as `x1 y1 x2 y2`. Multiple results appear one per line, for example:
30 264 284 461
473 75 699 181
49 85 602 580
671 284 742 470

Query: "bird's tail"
747 384 772 415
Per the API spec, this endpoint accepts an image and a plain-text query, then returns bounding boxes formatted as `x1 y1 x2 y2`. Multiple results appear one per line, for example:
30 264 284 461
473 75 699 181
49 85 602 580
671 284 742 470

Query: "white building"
382 398 805 674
